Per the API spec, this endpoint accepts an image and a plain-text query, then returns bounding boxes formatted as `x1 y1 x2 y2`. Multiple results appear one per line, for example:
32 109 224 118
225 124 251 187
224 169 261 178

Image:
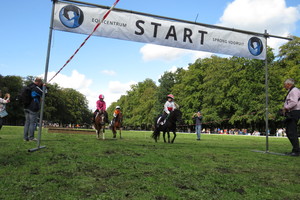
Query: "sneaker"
23 139 29 142
285 152 299 156
29 138 38 141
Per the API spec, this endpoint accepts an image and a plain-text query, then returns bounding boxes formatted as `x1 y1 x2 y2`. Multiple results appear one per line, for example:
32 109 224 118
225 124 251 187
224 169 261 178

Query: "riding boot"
92 111 97 123
157 118 163 128
104 111 109 123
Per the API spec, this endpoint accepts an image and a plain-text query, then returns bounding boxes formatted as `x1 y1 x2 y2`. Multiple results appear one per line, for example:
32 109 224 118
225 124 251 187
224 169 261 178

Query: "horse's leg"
119 127 122 139
112 127 116 139
167 131 171 143
102 127 105 140
163 131 167 143
96 129 99 139
171 131 176 143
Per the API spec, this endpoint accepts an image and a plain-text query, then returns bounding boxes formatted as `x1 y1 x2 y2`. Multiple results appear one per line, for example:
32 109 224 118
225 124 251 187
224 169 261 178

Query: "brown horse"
111 112 123 139
94 110 106 140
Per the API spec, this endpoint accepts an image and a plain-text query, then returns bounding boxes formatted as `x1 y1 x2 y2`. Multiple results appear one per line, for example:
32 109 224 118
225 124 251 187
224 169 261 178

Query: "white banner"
53 2 266 60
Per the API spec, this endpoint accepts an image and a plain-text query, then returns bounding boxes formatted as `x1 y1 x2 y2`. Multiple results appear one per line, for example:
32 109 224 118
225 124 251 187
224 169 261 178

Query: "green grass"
0 126 300 200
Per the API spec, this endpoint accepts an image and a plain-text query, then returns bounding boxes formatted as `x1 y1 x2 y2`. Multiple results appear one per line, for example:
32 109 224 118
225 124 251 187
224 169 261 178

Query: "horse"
111 112 123 139
94 110 106 140
151 109 182 143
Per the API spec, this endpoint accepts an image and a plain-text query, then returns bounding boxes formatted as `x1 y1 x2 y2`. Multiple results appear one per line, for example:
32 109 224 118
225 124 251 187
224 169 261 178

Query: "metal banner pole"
264 30 269 153
29 0 56 152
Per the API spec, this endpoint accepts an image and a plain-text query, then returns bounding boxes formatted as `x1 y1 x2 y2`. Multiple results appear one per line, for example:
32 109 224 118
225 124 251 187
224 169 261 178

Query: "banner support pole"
29 0 56 152
264 30 269 153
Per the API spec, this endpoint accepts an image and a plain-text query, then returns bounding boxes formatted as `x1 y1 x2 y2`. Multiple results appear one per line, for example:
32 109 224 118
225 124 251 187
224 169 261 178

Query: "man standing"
193 111 203 141
23 77 46 142
283 78 300 156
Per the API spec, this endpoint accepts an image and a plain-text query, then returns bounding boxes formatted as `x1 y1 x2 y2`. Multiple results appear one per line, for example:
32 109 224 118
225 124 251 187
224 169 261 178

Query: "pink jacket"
96 100 106 111
284 87 300 111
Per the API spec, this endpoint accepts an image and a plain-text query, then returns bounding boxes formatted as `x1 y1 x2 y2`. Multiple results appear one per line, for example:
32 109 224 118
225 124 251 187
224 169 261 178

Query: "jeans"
195 124 202 140
24 109 38 140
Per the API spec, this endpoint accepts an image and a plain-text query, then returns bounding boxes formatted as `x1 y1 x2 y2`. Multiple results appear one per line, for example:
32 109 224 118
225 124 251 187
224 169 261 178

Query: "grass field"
0 126 300 200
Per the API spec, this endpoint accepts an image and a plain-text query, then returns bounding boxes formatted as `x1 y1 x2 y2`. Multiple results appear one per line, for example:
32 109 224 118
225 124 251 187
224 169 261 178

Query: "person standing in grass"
23 77 46 142
193 111 203 141
0 90 10 134
282 78 300 156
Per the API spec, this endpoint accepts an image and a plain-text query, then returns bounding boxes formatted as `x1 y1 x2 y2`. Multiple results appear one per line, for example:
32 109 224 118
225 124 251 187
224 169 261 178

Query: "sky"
1 0 299 109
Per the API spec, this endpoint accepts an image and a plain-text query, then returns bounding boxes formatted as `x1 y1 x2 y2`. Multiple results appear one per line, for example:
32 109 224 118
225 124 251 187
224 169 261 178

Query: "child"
157 94 176 126
111 106 121 125
93 94 109 123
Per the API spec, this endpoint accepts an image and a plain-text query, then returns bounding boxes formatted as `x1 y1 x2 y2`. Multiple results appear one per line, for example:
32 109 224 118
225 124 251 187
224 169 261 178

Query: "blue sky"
1 0 299 109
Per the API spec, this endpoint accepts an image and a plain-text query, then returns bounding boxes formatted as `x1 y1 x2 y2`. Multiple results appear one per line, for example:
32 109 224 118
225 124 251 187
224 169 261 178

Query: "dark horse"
152 109 182 143
111 112 123 139
94 110 106 140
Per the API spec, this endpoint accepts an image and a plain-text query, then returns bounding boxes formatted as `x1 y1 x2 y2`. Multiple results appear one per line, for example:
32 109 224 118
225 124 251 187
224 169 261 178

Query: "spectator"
282 78 300 156
0 90 10 134
23 77 46 142
193 111 203 141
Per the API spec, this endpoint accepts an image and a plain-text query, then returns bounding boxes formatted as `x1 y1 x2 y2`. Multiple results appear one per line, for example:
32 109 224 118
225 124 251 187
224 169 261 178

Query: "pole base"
28 146 46 152
251 150 287 156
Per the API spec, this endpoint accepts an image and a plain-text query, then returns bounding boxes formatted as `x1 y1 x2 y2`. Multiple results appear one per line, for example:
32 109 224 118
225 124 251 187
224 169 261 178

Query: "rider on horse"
111 105 121 126
93 94 109 123
157 94 177 127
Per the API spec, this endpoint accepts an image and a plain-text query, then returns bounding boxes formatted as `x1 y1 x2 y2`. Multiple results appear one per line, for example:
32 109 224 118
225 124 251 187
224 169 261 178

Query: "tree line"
107 36 300 134
1 36 299 134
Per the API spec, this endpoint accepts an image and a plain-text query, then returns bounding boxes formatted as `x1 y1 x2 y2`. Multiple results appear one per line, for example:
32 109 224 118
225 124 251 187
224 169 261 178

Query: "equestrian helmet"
167 94 174 99
116 106 121 109
99 94 104 99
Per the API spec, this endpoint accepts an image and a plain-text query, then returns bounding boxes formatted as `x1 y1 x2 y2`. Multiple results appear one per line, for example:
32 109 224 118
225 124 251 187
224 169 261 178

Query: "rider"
93 94 109 123
157 94 176 127
111 106 121 126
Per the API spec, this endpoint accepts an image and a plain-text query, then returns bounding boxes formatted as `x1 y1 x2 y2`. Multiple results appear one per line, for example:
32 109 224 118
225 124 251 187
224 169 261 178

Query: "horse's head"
96 110 105 125
169 109 182 122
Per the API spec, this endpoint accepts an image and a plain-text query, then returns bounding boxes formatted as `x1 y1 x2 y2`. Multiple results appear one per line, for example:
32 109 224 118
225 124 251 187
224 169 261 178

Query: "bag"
0 110 8 118
18 86 32 106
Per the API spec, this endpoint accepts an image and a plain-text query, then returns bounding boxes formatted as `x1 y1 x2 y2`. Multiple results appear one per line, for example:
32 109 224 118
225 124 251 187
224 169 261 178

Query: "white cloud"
168 66 179 73
140 44 214 62
108 80 136 94
44 70 97 109
218 0 300 53
44 70 137 110
47 70 92 90
101 70 116 76
140 44 187 61
140 0 299 61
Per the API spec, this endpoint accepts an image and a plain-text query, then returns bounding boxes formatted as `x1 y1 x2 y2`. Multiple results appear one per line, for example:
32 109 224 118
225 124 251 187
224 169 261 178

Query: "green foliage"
2 37 300 132
109 38 300 133
108 79 158 129
0 76 92 126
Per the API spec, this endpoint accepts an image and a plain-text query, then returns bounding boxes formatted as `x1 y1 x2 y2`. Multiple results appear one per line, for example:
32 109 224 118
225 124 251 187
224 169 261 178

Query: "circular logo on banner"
59 5 84 28
248 37 263 56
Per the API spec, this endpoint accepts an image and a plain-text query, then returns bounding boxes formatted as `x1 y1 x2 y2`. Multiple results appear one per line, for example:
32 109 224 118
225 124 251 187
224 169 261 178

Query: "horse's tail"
151 128 160 142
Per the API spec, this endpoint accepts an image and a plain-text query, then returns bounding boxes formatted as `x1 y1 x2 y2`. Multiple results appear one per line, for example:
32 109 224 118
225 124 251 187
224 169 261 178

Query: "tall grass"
0 126 299 200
